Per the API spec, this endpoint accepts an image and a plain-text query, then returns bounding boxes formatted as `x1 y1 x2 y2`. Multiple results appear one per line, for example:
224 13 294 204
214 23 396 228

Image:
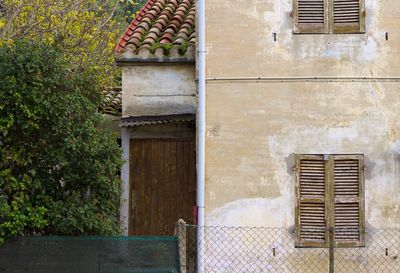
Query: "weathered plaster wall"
122 64 196 117
205 0 399 78
204 0 400 229
205 82 400 229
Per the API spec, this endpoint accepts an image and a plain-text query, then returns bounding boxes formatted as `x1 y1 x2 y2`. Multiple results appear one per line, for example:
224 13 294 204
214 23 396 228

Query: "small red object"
193 205 198 225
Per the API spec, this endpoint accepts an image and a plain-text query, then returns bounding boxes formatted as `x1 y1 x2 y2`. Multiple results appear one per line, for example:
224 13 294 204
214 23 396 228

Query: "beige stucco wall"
204 0 400 230
205 82 400 229
205 0 399 78
122 64 196 117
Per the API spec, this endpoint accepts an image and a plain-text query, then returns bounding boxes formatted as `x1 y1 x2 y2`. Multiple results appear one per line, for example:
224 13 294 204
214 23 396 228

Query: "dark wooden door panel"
129 139 196 236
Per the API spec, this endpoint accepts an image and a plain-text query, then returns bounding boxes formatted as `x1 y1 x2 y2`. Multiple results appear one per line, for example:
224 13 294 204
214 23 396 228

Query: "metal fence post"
329 227 334 273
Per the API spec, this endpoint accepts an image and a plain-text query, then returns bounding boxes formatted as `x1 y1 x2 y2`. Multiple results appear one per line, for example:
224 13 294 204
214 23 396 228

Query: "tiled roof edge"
115 0 196 60
122 114 195 122
115 0 155 53
120 114 195 127
100 87 122 116
115 43 195 65
116 57 195 65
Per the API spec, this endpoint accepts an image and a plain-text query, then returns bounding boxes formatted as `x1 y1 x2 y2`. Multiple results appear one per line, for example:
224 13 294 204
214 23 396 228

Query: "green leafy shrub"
0 41 123 243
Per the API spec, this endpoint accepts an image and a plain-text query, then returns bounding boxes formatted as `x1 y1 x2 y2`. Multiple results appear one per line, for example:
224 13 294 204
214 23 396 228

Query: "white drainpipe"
196 0 206 272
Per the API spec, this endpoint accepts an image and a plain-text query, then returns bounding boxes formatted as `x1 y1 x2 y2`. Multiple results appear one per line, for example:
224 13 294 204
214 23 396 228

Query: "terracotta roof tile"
115 0 196 57
100 88 122 116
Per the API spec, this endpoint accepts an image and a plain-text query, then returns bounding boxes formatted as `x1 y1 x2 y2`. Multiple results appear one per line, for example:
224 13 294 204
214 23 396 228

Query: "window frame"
295 154 365 248
293 0 366 34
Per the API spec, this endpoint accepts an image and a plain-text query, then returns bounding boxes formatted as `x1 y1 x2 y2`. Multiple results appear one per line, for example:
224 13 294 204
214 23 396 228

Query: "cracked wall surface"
122 64 196 117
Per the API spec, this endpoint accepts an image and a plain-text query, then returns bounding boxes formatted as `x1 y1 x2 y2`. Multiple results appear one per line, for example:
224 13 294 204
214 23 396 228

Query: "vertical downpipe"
196 0 206 272
329 227 334 273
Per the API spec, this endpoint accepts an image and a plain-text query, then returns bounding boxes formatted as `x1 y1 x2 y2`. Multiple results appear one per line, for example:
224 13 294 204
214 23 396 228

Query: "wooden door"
129 138 196 235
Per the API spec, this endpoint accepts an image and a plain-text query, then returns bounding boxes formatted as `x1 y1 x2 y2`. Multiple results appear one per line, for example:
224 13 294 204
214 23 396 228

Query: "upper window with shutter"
295 154 365 248
293 0 365 34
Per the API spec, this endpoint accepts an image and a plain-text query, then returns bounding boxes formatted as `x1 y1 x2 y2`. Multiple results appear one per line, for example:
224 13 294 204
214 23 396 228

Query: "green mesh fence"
0 236 180 273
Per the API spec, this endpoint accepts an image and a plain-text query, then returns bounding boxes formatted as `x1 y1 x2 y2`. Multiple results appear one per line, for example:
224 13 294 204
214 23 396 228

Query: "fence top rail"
182 224 400 232
5 236 178 241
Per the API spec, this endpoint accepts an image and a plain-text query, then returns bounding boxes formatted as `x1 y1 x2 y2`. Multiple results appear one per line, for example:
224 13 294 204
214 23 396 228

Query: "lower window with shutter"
295 154 365 248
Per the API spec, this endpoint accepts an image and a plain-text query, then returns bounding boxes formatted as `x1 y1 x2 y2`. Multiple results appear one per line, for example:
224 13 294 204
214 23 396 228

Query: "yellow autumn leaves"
0 0 143 86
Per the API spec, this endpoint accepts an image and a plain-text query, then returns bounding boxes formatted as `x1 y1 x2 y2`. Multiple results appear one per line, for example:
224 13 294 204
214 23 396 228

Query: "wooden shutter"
332 0 365 33
294 0 327 33
333 155 365 247
295 155 328 247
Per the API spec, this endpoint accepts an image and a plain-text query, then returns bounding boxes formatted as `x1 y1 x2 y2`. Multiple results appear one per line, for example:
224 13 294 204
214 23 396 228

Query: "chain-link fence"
1 226 398 273
176 224 400 273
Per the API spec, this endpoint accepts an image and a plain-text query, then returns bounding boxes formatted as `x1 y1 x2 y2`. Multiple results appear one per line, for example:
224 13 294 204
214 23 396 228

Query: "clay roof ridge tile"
171 0 195 39
146 32 159 41
134 27 146 35
155 0 168 5
153 2 165 10
186 10 195 18
142 38 156 46
145 14 156 21
163 7 175 18
153 21 167 30
174 9 186 18
140 16 153 25
158 13 170 20
163 28 176 35
148 27 162 35
185 17 194 26
124 43 138 52
136 47 152 57
137 23 151 32
150 7 161 15
172 11 187 23
147 8 159 16
160 39 172 45
173 37 184 44
164 3 176 11
163 1 191 40
188 32 196 42
179 0 190 9
176 4 188 12
140 43 152 49
180 22 192 30
126 41 140 48
156 18 169 29
160 31 174 42
176 28 190 37
168 19 181 31
159 9 173 20
131 32 143 40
